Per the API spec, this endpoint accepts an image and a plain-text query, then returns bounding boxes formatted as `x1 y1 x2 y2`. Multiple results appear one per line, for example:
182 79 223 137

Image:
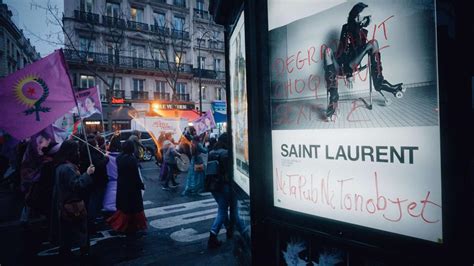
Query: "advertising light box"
230 11 250 195
268 0 442 242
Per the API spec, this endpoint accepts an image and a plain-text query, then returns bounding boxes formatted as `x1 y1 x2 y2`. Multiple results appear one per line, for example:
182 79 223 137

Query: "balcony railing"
102 15 126 28
171 29 190 39
74 10 100 24
151 0 167 4
132 91 149 100
64 49 193 73
209 41 225 50
150 25 169 36
154 92 171 101
194 9 210 20
193 68 217 79
173 0 186 8
176 93 190 102
106 90 125 99
127 21 149 31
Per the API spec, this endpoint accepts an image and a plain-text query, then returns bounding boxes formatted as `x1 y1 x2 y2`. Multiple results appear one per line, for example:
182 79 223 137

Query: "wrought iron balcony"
74 10 100 24
194 9 210 20
150 25 169 36
106 89 125 99
193 68 217 79
208 41 225 50
102 15 126 29
154 92 171 101
132 91 149 100
63 49 193 73
171 29 190 39
175 93 190 102
127 21 149 32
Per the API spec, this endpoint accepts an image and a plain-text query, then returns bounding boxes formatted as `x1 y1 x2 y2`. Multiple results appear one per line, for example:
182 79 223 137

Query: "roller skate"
370 52 404 105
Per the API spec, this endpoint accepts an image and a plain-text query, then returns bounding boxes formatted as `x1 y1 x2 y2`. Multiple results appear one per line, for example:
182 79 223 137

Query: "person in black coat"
107 140 147 236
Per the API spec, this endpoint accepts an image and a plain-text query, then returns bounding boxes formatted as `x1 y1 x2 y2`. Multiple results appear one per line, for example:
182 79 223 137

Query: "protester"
51 140 95 260
161 140 180 190
207 133 232 248
79 134 108 234
182 133 208 196
107 140 147 238
128 130 145 161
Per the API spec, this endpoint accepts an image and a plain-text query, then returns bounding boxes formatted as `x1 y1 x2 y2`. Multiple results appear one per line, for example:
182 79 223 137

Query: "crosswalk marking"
149 209 217 229
143 200 153 206
170 228 226 242
144 199 216 218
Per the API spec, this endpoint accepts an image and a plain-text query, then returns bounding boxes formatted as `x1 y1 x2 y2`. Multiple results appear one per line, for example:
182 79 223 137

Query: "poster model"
269 0 442 242
230 11 250 195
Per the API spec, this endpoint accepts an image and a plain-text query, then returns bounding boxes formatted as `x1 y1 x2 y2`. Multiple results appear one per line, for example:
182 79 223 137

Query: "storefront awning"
153 109 201 122
100 105 137 120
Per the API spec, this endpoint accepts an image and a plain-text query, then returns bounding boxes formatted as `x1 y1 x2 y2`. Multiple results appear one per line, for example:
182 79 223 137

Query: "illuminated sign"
111 97 125 104
151 102 194 111
268 1 441 242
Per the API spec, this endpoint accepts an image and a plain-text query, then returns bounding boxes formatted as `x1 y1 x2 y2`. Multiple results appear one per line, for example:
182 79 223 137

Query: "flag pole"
71 134 106 156
95 85 106 137
58 49 93 166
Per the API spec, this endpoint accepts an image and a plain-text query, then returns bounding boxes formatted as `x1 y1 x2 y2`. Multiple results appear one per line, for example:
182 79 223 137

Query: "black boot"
208 232 222 249
325 64 339 118
370 52 403 97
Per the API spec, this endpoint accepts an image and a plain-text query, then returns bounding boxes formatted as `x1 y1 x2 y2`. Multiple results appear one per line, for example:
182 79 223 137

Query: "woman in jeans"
207 133 233 248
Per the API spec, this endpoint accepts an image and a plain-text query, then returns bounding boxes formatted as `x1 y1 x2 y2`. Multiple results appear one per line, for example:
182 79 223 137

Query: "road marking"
144 198 216 218
143 200 153 206
170 228 226 242
149 209 217 229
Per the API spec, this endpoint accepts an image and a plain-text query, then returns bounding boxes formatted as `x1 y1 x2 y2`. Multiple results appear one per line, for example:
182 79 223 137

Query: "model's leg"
324 48 339 118
363 40 403 96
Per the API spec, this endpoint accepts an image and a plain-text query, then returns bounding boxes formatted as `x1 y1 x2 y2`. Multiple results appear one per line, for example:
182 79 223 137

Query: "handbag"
61 199 87 222
176 154 190 172
194 163 204 172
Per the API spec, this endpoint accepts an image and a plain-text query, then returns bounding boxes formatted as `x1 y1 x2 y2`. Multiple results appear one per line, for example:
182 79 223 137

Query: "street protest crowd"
0 50 234 263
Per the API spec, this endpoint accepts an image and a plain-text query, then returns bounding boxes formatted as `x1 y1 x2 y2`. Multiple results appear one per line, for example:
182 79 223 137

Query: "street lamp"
197 29 213 115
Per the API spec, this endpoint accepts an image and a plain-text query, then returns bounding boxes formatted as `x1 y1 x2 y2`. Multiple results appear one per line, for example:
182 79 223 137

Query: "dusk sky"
4 0 63 57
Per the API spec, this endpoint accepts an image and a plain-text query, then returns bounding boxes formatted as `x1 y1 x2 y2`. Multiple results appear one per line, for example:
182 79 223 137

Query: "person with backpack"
206 133 233 248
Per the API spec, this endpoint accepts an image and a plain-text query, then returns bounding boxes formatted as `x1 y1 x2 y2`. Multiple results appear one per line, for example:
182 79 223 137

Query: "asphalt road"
0 161 236 266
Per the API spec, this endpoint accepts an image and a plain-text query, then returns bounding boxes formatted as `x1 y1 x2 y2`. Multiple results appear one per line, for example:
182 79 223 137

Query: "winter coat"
116 153 144 214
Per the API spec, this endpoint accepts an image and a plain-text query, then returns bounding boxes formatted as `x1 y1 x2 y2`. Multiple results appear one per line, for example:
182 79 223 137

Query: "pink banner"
193 111 216 136
75 86 102 119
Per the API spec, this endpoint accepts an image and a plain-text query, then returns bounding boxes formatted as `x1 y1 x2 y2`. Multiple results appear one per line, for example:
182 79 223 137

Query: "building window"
176 82 187 94
213 58 221 71
153 48 166 61
216 87 225 100
106 2 120 17
153 12 166 27
80 75 95 89
175 52 185 65
130 7 144 23
131 45 145 58
107 77 122 90
79 38 94 52
133 79 145 91
80 0 93 12
196 0 204 10
156 81 166 92
173 16 184 31
198 56 205 69
201 86 207 100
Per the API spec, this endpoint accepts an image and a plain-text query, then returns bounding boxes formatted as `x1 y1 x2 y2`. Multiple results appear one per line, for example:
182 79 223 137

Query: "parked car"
104 130 157 161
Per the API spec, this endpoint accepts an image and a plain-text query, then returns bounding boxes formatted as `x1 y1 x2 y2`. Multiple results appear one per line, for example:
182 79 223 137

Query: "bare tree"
30 0 128 132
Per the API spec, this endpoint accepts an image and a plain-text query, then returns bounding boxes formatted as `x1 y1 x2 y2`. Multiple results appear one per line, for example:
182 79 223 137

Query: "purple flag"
193 110 216 135
0 50 76 140
75 86 102 119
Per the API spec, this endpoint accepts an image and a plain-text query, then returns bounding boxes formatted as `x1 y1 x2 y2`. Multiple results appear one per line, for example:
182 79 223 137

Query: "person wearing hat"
323 2 403 119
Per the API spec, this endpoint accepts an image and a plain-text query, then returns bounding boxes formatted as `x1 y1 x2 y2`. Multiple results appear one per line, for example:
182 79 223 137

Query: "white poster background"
272 127 442 242
132 117 187 143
